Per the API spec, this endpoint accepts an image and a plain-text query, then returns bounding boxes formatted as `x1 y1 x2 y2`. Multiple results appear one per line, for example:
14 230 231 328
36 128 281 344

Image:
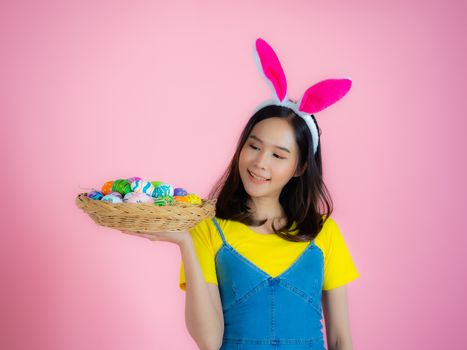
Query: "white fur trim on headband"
252 98 320 155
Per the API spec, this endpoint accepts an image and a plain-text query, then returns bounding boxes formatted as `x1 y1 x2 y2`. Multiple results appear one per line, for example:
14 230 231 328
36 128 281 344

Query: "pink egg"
123 192 154 204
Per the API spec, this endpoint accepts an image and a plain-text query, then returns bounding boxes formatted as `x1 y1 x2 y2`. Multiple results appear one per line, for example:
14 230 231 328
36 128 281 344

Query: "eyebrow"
248 135 291 154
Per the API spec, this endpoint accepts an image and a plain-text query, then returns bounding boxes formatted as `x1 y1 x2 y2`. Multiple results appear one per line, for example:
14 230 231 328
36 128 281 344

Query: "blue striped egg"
141 181 155 196
87 190 104 200
152 184 174 198
130 179 144 192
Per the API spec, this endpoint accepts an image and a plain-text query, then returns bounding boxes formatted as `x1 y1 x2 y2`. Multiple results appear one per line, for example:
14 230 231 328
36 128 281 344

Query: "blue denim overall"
212 218 326 350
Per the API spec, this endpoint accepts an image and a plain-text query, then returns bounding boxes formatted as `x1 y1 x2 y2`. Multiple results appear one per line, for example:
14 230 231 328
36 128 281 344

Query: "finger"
122 230 140 236
140 233 159 240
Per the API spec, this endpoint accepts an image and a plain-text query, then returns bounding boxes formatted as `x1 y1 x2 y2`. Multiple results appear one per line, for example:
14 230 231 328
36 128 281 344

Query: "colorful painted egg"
174 195 190 203
101 194 123 203
127 176 142 183
87 190 104 200
154 196 176 206
112 179 132 196
164 196 176 204
101 181 114 195
131 180 155 196
174 188 188 196
152 184 174 198
187 193 202 205
151 181 164 188
141 181 155 196
130 179 144 192
153 197 167 206
123 192 154 204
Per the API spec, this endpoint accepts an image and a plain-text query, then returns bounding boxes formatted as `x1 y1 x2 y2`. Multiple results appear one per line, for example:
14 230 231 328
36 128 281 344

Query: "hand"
120 229 191 246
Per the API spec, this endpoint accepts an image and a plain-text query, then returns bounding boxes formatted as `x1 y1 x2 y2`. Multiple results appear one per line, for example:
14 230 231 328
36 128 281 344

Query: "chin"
242 180 271 198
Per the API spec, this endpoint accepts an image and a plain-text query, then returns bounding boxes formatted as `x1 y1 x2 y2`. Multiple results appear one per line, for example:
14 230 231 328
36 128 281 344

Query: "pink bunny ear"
255 38 287 102
298 78 352 114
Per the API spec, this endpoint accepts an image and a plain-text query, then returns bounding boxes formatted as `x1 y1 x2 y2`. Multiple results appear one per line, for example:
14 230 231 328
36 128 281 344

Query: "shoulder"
316 216 360 290
317 216 340 238
314 216 345 253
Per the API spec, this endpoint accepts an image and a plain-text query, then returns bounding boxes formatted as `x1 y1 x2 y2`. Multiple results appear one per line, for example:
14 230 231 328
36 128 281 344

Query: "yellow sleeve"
322 218 360 291
179 217 219 292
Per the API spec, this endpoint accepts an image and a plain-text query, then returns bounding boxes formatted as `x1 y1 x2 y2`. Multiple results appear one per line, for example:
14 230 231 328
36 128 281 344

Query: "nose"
253 149 268 170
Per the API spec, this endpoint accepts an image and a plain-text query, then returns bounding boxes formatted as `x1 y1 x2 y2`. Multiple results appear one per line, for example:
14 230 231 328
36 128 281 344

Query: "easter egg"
123 192 154 204
141 181 155 196
151 181 164 188
174 195 190 203
174 188 188 196
152 184 174 198
131 180 155 195
87 190 104 200
130 179 144 192
108 192 123 198
164 196 176 205
187 193 202 205
153 196 175 206
112 179 132 196
101 181 114 195
101 194 123 203
153 197 167 206
127 176 142 183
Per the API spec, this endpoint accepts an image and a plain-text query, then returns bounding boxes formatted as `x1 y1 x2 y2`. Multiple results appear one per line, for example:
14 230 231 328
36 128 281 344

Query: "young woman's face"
238 117 302 200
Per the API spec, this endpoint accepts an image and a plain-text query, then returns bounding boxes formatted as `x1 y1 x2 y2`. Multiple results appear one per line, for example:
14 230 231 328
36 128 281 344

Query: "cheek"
238 150 248 171
238 149 245 163
274 162 298 180
238 148 251 165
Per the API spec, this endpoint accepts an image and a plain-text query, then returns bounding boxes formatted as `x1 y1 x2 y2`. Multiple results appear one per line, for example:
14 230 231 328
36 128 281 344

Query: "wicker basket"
75 193 217 233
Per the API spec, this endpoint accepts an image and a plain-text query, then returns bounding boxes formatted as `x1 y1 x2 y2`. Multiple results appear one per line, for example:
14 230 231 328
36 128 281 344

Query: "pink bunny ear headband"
253 38 352 155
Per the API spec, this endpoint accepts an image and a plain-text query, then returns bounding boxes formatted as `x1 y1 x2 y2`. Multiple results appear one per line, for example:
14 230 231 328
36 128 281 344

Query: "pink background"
1 0 466 349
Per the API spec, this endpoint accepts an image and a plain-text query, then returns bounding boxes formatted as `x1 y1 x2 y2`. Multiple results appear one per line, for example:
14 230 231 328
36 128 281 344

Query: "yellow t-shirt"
179 216 360 291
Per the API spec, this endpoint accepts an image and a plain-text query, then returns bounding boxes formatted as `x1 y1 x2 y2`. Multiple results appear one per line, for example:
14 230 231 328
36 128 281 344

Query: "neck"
247 196 285 221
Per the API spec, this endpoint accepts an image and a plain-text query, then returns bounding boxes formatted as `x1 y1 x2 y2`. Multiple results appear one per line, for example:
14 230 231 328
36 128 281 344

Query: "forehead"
248 118 297 152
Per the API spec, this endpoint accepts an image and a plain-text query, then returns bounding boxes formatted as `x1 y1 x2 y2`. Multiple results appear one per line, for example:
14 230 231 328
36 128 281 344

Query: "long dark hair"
207 105 333 242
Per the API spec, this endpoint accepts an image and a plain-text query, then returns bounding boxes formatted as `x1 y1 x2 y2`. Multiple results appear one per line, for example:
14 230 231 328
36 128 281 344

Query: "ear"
298 78 352 114
255 38 287 102
294 162 308 177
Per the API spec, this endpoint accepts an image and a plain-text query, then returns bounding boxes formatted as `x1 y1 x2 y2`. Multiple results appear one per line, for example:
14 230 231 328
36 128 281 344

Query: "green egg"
154 198 167 206
112 179 132 195
163 196 176 205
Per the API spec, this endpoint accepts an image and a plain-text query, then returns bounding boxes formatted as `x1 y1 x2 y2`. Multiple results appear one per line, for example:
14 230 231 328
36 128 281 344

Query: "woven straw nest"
75 193 217 233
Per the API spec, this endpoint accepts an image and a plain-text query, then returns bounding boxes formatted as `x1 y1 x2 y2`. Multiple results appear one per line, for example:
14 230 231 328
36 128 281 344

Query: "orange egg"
101 181 114 195
174 195 190 203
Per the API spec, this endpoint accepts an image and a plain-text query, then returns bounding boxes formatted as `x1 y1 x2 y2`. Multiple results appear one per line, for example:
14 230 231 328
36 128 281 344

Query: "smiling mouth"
248 169 271 181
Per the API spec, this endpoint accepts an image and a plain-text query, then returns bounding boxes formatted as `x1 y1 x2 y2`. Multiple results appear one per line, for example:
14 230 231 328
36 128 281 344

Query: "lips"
248 169 270 182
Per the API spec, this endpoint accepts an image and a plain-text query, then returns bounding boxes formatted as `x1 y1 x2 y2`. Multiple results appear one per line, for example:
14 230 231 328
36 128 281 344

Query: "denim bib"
212 217 326 350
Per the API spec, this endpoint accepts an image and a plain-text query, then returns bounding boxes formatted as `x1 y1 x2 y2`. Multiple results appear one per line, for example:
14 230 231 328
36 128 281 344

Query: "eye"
249 144 286 159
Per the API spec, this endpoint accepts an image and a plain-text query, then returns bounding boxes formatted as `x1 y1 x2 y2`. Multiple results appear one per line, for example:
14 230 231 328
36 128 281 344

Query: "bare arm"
322 285 354 350
121 230 224 350
179 237 224 350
